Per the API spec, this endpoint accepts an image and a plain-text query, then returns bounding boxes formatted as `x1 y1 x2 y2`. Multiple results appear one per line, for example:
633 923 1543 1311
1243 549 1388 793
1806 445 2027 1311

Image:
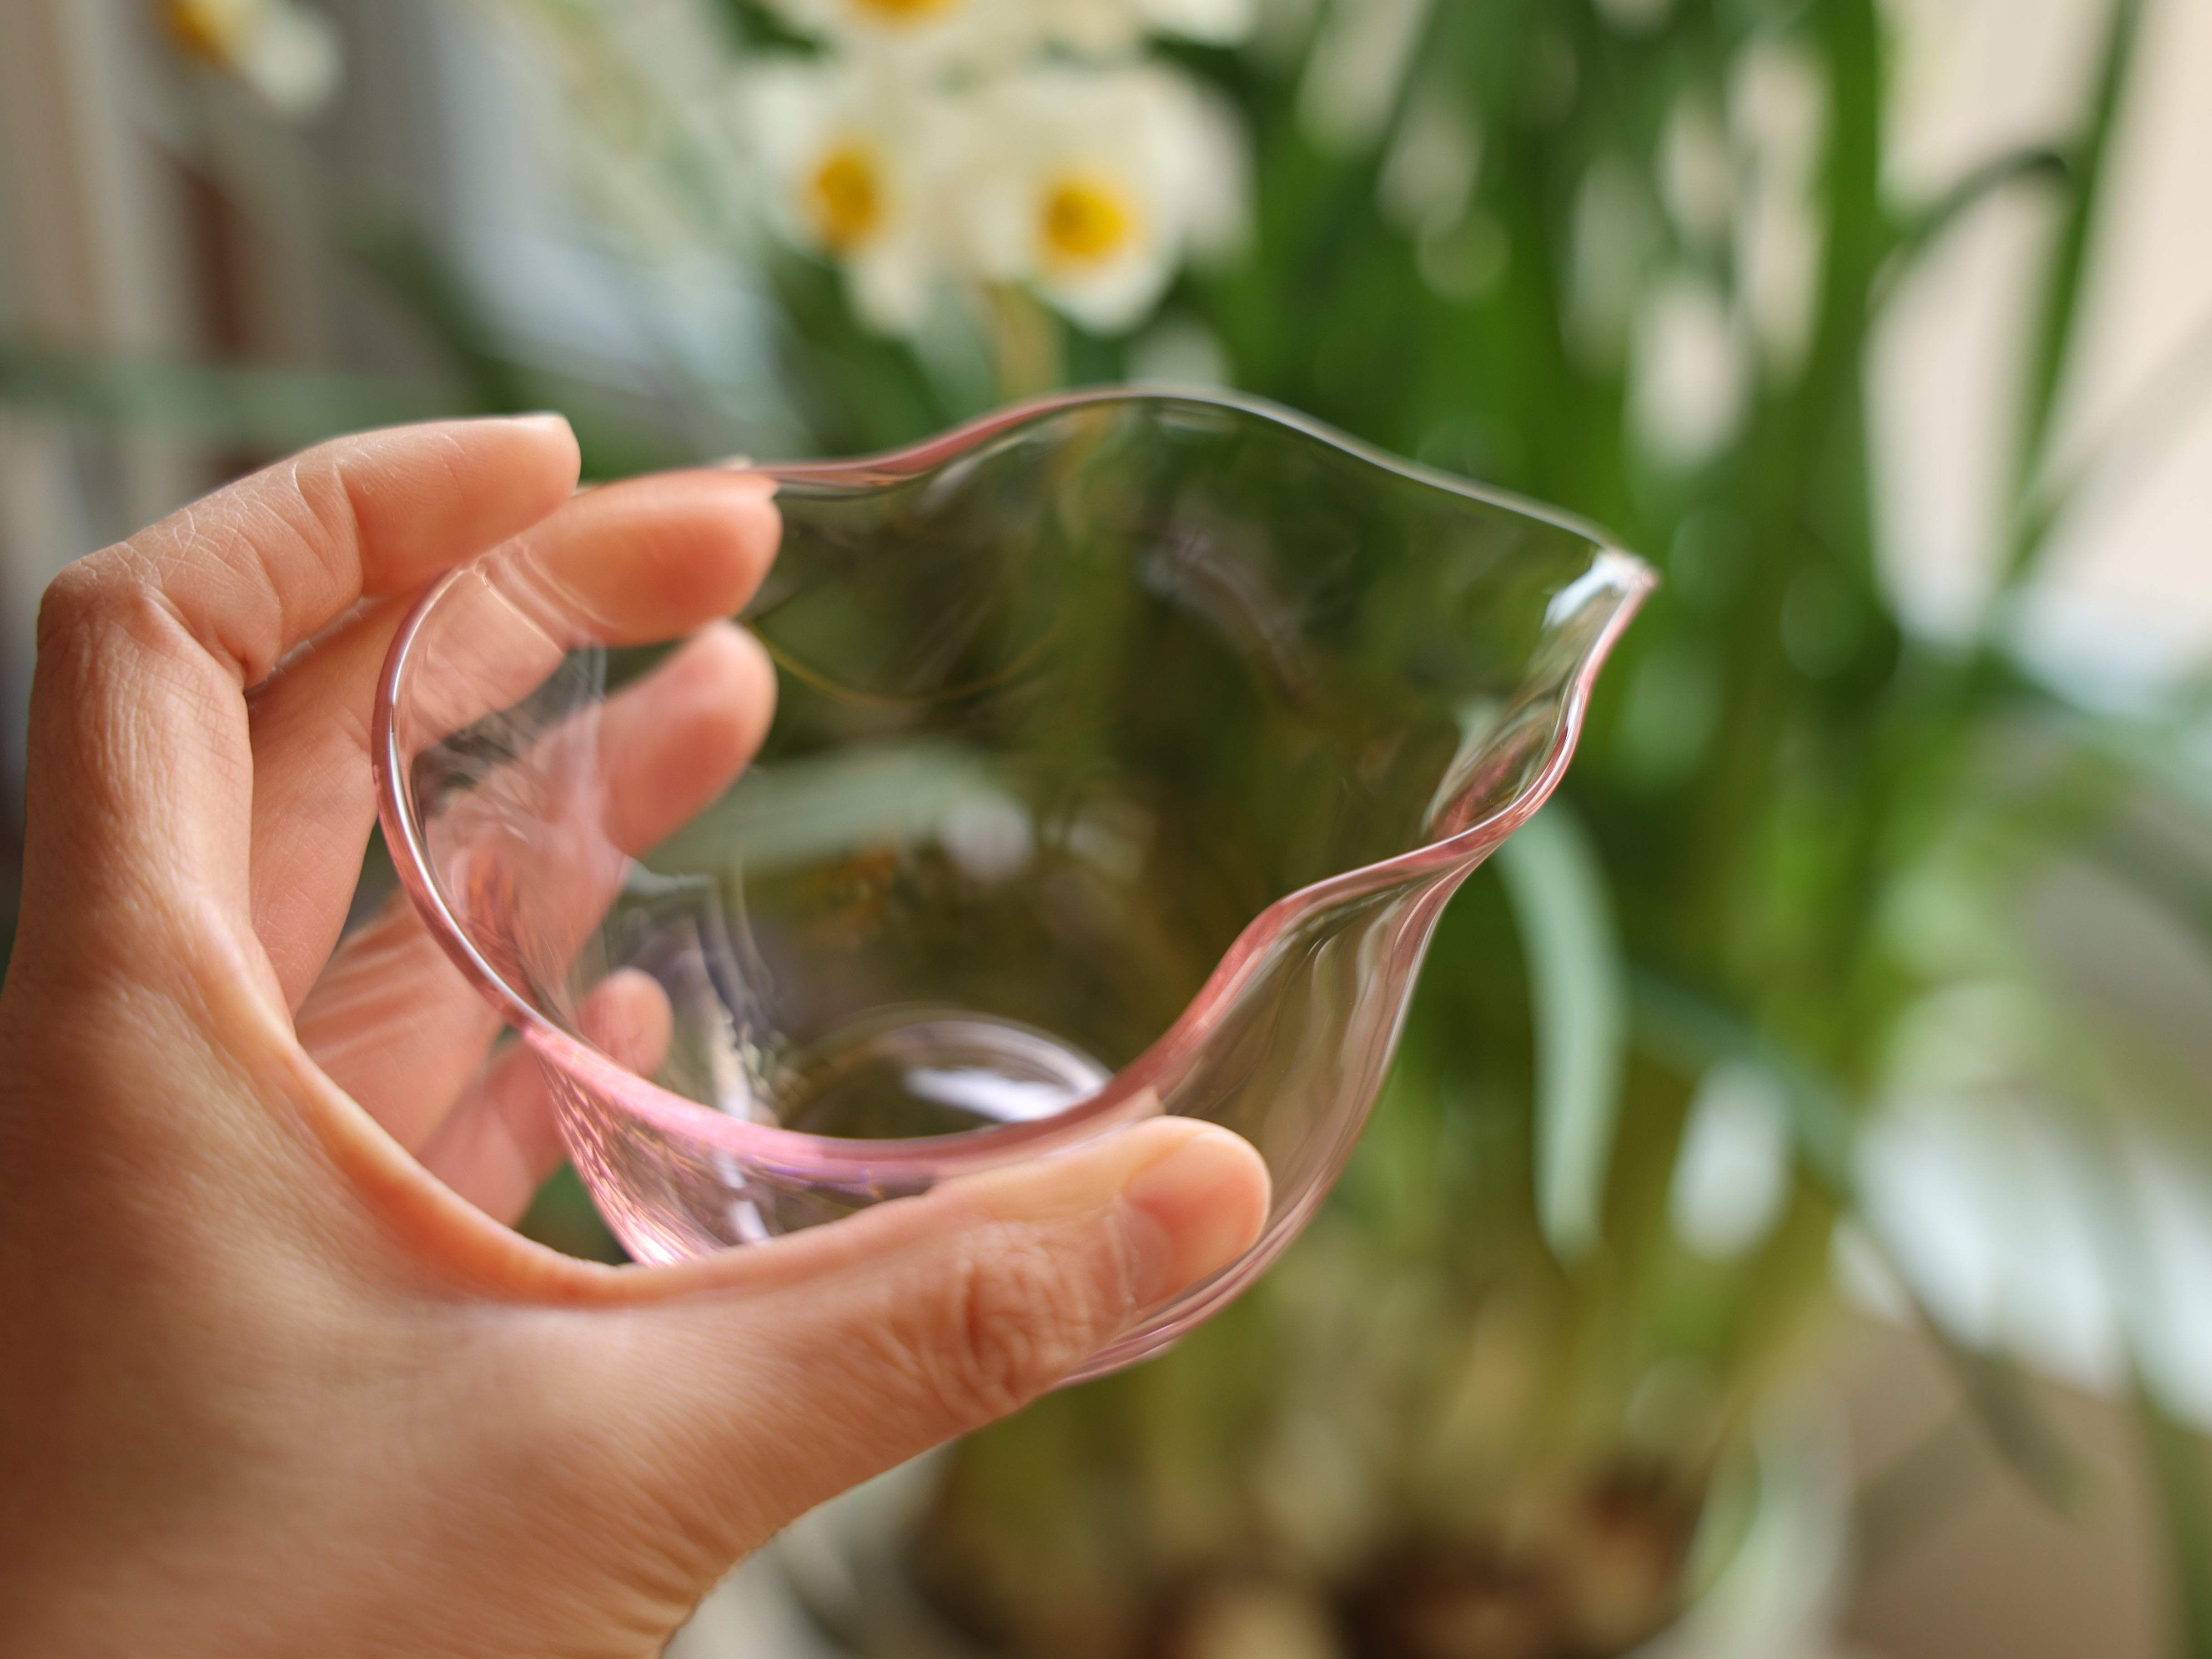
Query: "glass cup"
375 390 1653 1379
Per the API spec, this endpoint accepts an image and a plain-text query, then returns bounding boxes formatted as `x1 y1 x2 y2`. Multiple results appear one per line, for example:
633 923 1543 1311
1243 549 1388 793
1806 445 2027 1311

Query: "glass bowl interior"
376 391 1650 1368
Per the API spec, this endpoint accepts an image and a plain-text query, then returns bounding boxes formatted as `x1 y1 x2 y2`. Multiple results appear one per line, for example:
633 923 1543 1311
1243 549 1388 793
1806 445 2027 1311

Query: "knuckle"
907 1226 1118 1423
292 451 361 559
35 544 170 664
34 558 114 652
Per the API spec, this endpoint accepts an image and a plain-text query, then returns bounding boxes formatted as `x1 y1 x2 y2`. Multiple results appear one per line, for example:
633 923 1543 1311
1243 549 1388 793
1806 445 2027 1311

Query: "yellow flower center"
1039 175 1137 271
847 0 960 21
807 143 884 254
161 0 254 65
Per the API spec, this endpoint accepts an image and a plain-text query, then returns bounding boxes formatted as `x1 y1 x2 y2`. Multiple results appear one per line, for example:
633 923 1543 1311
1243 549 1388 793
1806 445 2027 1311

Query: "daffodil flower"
760 0 1028 73
1040 0 1257 55
734 5 1252 340
764 0 1255 69
963 64 1245 333
745 61 962 334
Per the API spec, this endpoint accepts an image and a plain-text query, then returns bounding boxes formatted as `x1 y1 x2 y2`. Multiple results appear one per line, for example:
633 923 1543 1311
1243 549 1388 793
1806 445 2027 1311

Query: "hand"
0 417 1270 1658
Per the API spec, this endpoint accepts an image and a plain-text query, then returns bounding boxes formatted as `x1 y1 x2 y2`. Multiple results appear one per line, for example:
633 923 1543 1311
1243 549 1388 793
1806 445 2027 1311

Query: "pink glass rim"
373 387 1656 1179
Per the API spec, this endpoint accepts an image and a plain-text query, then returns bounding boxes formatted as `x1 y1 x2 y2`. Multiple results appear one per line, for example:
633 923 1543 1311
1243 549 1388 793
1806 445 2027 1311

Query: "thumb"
564 1117 1270 1563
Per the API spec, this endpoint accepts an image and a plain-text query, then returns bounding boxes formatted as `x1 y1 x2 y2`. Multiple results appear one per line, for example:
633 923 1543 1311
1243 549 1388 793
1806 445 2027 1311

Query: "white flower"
758 0 1030 72
1135 0 1256 45
744 61 961 334
1037 0 1257 55
735 15 1254 338
960 63 1246 333
160 0 341 119
763 0 1256 67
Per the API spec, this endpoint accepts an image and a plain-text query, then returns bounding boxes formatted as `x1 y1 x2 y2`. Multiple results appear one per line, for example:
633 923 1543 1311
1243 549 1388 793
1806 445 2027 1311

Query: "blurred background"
3 0 2209 1653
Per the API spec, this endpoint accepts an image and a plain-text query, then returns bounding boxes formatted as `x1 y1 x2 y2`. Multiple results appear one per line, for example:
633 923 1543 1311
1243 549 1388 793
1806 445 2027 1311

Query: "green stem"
1888 147 2069 269
1676 0 1886 999
2002 0 2146 590
2137 1384 2212 1659
986 286 1065 403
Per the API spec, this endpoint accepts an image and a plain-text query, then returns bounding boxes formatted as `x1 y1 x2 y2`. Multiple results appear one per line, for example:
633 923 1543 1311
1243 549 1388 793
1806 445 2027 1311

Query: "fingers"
418 970 673 1226
17 417 579 980
296 626 772 1146
248 472 780 1007
292 892 502 1151
392 471 780 751
79 416 581 691
537 1119 1272 1562
245 598 418 1005
590 621 778 870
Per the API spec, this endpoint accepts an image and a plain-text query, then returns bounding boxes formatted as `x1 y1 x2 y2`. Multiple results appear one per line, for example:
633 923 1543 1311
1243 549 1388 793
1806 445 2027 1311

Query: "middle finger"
248 468 779 1006
297 622 775 1151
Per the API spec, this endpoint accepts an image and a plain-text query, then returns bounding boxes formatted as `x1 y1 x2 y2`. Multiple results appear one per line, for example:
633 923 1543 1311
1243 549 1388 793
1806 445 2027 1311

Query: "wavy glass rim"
374 388 1656 1175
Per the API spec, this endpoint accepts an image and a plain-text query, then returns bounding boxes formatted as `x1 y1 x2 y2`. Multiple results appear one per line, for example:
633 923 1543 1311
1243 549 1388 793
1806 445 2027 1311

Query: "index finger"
17 416 581 980
66 415 582 691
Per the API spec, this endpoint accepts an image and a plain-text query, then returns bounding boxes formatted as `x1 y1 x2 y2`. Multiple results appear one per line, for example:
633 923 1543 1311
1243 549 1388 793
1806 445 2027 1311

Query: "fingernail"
1116 1125 1270 1309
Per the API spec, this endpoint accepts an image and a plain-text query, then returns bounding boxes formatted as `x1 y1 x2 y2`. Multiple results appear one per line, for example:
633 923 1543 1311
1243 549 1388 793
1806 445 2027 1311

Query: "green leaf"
1628 970 1857 1196
2063 1109 2212 1653
1888 146 2070 271
644 743 1021 877
1495 799 1627 1263
1853 1411 1990 1574
2015 304 2212 579
1627 970 2092 1513
1932 1336 2093 1516
2135 1384 2212 1659
2005 0 2147 588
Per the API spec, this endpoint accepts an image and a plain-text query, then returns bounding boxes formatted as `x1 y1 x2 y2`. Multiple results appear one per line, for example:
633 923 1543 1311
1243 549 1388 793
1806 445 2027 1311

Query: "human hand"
0 417 1270 1657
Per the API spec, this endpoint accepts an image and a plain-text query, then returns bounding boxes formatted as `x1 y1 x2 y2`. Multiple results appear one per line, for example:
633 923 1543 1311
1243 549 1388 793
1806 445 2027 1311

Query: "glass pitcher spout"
376 389 1654 1379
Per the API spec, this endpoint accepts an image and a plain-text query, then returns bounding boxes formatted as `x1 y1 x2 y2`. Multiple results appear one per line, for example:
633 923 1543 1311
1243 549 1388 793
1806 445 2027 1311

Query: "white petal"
1138 0 1257 45
925 60 1251 334
1128 313 1232 384
236 3 342 120
1039 244 1176 332
1594 0 1672 35
1156 71 1252 261
761 0 1038 73
1040 0 1146 55
848 241 937 334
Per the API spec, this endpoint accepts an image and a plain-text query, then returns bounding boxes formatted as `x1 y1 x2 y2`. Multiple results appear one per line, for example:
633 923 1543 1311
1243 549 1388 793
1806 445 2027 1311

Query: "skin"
0 417 1272 1658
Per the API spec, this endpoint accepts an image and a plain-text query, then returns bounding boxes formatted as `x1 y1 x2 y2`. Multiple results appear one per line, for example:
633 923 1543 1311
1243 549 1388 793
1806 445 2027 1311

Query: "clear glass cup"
375 390 1653 1379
